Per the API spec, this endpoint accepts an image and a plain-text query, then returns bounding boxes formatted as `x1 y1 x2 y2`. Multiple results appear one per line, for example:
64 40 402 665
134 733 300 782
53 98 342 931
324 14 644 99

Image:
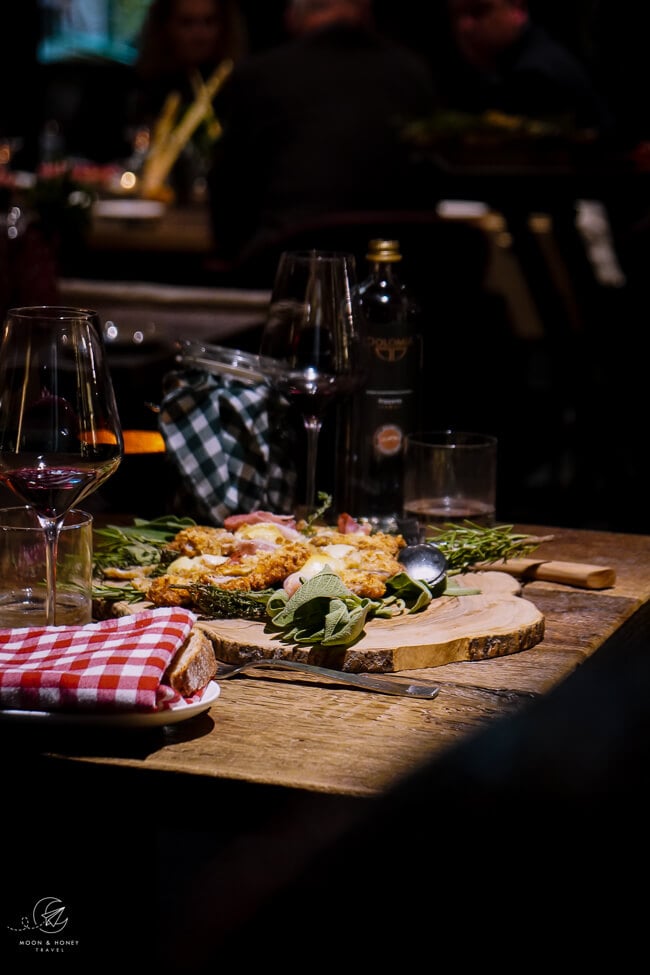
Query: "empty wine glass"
0 306 123 625
260 250 361 512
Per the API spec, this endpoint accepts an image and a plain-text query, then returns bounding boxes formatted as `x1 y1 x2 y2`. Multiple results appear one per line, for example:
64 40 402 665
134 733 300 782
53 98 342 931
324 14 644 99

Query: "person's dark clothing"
440 22 613 134
207 22 437 266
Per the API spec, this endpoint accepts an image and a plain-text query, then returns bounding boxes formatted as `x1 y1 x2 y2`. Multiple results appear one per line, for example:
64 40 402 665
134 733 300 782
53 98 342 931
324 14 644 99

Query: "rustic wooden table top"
7 523 649 802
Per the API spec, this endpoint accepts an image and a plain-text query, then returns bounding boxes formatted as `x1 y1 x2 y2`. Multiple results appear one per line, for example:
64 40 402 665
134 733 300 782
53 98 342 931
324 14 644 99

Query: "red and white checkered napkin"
0 607 199 713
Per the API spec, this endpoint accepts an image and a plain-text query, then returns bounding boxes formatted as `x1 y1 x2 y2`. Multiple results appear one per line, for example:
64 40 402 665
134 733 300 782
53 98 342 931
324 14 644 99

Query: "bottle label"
364 390 417 455
369 335 414 364
373 423 403 458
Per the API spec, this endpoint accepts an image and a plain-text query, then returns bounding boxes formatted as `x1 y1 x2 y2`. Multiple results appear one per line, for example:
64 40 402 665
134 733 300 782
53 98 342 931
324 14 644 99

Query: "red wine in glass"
260 251 361 512
0 452 121 520
274 368 359 419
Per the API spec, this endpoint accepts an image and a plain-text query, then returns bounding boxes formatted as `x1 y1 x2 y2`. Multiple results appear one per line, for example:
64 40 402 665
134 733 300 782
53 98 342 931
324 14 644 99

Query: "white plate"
92 199 167 221
0 681 220 729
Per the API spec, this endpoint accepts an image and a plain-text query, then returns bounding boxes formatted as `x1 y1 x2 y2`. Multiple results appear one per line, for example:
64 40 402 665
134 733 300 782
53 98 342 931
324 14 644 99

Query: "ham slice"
224 511 297 531
337 513 371 535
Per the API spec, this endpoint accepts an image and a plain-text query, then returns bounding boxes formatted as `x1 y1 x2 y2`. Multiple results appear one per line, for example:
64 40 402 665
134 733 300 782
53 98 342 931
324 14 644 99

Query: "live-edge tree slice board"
197 571 545 674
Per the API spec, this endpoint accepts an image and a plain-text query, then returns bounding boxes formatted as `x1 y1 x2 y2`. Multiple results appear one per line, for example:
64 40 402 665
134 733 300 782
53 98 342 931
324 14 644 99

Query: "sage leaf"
384 571 434 612
266 570 373 646
321 599 375 646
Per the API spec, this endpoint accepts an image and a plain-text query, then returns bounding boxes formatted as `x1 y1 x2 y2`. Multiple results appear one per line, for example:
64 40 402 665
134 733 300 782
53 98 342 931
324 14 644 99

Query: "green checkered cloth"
158 369 297 525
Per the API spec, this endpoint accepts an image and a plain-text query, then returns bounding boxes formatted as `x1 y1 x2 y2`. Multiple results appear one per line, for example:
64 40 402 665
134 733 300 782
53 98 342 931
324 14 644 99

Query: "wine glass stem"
42 520 61 626
303 416 322 511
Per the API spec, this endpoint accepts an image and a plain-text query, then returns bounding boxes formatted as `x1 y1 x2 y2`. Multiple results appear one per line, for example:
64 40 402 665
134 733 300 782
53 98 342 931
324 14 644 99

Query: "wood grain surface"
197 571 545 672
8 525 650 802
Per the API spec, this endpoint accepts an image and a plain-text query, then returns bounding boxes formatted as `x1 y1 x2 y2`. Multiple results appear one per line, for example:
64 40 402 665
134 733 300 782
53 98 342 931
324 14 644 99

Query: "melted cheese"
321 544 356 561
235 523 286 544
167 554 229 576
296 552 346 579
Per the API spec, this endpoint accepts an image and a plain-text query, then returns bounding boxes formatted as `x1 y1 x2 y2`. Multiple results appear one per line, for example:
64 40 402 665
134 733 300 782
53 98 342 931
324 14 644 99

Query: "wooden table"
7 523 650 803
6 522 650 968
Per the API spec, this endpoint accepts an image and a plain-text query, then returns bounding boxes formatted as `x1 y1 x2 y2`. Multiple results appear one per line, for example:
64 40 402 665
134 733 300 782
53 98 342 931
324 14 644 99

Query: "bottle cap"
366 239 402 262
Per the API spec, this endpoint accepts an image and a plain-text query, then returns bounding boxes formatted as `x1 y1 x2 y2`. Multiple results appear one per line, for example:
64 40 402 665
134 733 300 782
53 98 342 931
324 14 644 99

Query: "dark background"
237 0 649 146
3 2 648 166
2 2 649 534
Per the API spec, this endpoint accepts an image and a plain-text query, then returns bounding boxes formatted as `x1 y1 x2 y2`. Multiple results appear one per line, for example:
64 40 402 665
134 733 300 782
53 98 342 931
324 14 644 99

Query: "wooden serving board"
197 571 545 674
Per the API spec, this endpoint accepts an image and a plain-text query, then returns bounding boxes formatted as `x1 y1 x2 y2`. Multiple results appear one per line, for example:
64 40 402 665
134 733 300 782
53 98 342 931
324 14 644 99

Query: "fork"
213 658 440 699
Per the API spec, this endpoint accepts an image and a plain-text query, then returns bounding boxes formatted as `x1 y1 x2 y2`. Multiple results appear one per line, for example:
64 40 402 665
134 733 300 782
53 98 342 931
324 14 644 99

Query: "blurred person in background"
440 0 613 134
131 0 249 120
205 0 438 283
128 0 249 199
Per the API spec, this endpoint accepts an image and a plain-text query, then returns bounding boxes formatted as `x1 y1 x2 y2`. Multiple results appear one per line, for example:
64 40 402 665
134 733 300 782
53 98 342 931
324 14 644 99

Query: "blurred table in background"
88 201 212 255
58 276 270 347
63 201 217 286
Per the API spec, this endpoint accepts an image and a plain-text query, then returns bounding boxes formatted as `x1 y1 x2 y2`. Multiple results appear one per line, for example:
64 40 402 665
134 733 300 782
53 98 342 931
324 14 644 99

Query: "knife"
475 558 616 589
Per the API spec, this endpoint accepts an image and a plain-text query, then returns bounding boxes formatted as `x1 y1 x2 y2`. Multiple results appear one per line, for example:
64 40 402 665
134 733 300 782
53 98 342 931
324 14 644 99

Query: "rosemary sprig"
182 584 276 620
301 492 333 535
424 521 551 575
93 515 196 570
91 581 149 604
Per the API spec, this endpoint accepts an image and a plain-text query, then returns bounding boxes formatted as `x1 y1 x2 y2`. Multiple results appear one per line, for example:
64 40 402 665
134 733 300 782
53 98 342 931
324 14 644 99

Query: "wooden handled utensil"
476 558 616 589
398 543 615 590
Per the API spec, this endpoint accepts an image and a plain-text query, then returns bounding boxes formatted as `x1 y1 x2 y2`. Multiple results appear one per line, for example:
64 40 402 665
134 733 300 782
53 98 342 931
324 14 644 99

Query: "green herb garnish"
301 492 333 535
91 581 150 605
381 571 440 612
266 570 382 646
423 521 550 575
264 569 441 647
181 584 276 620
93 515 196 571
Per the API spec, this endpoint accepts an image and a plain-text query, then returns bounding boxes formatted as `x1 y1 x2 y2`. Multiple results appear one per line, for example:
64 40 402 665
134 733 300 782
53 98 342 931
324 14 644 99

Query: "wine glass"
260 250 361 512
0 306 123 625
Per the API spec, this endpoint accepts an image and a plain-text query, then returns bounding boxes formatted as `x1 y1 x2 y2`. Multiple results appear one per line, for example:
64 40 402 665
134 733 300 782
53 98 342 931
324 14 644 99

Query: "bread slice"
92 597 217 696
164 627 217 696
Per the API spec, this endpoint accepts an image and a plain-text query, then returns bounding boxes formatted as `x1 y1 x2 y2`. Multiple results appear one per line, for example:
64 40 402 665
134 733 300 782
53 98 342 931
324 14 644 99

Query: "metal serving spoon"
398 542 448 589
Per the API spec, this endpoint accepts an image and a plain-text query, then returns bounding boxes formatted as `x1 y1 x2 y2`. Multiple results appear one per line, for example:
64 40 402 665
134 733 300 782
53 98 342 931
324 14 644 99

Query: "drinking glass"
260 250 361 511
403 430 497 537
0 306 123 625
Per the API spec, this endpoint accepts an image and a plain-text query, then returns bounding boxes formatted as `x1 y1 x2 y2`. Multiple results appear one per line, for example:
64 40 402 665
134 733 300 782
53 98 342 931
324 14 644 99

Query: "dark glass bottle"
341 239 422 529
